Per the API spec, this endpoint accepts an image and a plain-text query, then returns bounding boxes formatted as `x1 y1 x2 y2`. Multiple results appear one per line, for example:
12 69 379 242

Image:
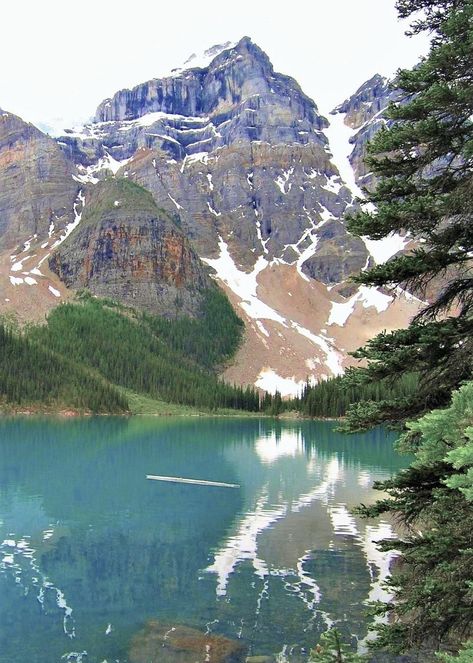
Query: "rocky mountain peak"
329 72 401 192
181 40 236 69
93 36 322 128
333 73 391 130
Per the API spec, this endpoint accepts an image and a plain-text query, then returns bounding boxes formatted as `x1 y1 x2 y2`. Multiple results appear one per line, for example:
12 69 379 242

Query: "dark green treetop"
309 628 365 662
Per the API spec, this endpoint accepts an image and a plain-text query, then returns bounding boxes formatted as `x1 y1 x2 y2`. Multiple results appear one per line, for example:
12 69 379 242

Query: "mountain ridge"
0 38 421 397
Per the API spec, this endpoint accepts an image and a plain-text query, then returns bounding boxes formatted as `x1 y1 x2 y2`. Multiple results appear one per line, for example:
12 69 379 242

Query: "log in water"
146 474 240 488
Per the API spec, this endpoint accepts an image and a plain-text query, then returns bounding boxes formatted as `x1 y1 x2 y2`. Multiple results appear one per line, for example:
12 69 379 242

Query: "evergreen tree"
358 382 473 655
345 0 473 429
438 641 473 662
0 322 128 413
296 373 418 420
309 629 365 662
335 2 473 658
0 290 260 414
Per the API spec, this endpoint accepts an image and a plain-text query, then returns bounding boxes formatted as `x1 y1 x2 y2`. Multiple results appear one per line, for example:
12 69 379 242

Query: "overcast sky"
2 0 430 133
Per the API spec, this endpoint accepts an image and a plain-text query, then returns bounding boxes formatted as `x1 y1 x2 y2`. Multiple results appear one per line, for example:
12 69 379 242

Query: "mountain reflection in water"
0 417 407 662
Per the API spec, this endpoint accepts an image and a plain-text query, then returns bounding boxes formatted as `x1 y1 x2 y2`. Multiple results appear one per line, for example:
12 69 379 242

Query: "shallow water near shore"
0 416 407 662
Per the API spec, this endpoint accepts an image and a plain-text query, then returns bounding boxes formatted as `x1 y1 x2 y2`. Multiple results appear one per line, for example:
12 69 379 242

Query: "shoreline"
0 405 342 421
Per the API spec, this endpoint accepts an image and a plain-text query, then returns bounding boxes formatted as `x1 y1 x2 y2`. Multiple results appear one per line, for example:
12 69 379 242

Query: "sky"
1 0 430 133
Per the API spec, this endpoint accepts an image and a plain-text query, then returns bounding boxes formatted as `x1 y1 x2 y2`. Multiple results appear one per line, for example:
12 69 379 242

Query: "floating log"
146 474 240 488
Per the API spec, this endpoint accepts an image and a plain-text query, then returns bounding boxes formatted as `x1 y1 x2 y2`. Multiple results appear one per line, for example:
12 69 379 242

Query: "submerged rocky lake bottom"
0 417 408 662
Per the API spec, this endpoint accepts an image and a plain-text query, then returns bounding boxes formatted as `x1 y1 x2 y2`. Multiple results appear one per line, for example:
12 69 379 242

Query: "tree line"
0 288 260 413
0 323 128 413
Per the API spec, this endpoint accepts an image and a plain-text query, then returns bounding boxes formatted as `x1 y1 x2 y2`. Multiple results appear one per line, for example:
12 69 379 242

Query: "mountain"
59 36 355 275
0 39 422 398
330 73 401 192
0 109 77 245
0 114 210 322
50 178 212 317
0 110 80 321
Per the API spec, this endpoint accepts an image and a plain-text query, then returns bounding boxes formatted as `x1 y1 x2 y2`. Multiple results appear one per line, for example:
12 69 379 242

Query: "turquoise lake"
0 417 407 662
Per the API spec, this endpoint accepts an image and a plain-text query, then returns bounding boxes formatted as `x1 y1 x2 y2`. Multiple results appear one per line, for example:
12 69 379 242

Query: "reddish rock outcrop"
49 178 211 318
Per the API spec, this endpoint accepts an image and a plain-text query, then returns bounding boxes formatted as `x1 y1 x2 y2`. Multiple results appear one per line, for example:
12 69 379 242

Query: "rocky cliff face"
0 109 77 248
59 37 364 284
60 37 327 168
49 178 211 317
95 37 325 137
330 74 400 191
0 41 420 393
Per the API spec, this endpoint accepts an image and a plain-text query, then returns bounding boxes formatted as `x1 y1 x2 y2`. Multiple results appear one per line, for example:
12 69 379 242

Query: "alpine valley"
0 37 420 402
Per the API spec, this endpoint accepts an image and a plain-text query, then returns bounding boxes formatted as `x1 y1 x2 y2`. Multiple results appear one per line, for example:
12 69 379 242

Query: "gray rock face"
60 37 328 166
49 178 211 318
95 37 324 130
127 141 353 270
57 37 366 283
334 74 394 129
301 219 370 283
0 109 77 248
331 74 401 191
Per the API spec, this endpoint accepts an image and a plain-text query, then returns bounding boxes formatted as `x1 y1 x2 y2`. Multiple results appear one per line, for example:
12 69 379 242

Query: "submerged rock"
129 620 247 663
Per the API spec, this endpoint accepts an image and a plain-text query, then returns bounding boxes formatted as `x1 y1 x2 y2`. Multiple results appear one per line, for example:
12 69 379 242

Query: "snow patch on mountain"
168 193 183 210
203 238 345 383
176 41 237 74
202 237 286 325
275 167 294 195
362 233 410 265
74 153 131 183
325 111 410 267
255 369 305 397
51 190 85 249
324 112 364 202
328 286 394 327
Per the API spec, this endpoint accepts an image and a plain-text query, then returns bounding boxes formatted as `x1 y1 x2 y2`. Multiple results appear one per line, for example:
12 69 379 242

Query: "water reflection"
0 417 407 662
206 428 399 655
255 428 304 464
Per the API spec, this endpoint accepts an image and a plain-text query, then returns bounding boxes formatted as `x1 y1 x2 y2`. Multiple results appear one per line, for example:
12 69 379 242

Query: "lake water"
0 416 407 663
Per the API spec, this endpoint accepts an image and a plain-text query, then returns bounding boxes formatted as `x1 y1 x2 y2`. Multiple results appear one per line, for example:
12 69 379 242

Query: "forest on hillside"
0 288 260 414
